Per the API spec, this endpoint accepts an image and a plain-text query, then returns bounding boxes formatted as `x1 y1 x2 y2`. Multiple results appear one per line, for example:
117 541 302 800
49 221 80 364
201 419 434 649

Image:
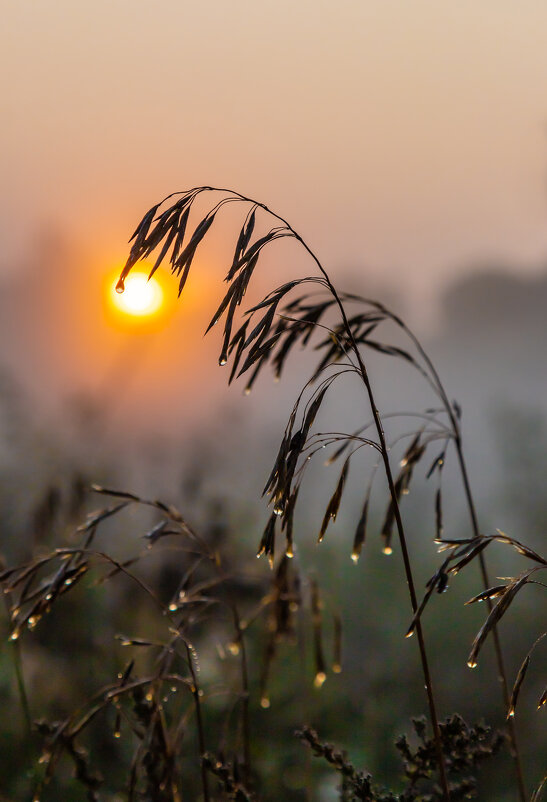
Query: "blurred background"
1 2 546 799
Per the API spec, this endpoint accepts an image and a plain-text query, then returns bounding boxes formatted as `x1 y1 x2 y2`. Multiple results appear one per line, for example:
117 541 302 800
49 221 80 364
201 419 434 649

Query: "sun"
110 271 164 318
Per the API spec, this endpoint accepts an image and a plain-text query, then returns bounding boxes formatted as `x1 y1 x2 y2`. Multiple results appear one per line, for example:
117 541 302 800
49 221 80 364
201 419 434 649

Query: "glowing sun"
111 271 164 317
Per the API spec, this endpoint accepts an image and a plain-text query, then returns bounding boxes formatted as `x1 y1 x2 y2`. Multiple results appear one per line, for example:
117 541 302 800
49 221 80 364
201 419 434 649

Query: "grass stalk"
455 437 527 802
3 594 32 735
397 321 527 801
267 212 452 801
185 642 210 802
233 609 252 785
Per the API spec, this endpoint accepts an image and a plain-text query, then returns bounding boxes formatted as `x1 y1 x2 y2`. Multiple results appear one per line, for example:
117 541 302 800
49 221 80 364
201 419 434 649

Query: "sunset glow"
110 271 164 318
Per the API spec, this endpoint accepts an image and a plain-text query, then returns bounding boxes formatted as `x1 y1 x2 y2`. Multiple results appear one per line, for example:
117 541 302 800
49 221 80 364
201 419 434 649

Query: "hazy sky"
3 1 547 309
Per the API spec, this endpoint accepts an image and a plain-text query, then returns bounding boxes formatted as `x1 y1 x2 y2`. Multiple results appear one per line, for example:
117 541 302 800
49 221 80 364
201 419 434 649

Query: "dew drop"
115 278 125 294
314 671 327 688
9 629 20 641
219 356 227 366
467 660 478 669
114 730 121 739
382 546 393 556
332 663 342 674
351 552 360 564
260 696 270 709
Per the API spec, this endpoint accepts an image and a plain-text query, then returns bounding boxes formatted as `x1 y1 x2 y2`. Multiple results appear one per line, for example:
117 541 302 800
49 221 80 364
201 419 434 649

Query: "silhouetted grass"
1 187 545 801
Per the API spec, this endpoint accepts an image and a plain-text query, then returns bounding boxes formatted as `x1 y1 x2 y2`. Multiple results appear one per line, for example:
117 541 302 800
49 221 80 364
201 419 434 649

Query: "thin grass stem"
395 319 527 801
3 594 32 735
185 642 210 802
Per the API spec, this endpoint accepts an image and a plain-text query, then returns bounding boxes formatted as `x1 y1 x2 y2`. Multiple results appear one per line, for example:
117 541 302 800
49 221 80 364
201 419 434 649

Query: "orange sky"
3 1 547 302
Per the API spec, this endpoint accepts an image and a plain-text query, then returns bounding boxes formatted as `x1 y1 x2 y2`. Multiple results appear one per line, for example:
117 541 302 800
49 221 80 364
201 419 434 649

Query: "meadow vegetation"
1 188 545 801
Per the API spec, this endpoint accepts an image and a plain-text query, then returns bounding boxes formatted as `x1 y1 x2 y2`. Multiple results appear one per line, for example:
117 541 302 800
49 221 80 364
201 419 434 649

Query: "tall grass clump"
2 186 545 801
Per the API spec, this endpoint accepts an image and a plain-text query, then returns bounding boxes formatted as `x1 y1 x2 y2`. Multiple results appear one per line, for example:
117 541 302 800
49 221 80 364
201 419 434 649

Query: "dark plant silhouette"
115 186 541 798
297 717 504 801
2 186 544 801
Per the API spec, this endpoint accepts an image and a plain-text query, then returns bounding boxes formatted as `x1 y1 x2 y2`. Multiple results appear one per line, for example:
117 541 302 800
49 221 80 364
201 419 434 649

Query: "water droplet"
314 671 327 689
274 505 283 516
168 603 178 612
219 356 227 366
227 641 240 656
332 663 342 674
286 546 294 558
382 546 393 556
115 278 125 294
114 730 121 739
467 660 477 669
351 552 360 564
9 629 20 641
27 615 39 630
170 685 177 693
260 696 270 709
405 628 415 639
244 386 252 396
